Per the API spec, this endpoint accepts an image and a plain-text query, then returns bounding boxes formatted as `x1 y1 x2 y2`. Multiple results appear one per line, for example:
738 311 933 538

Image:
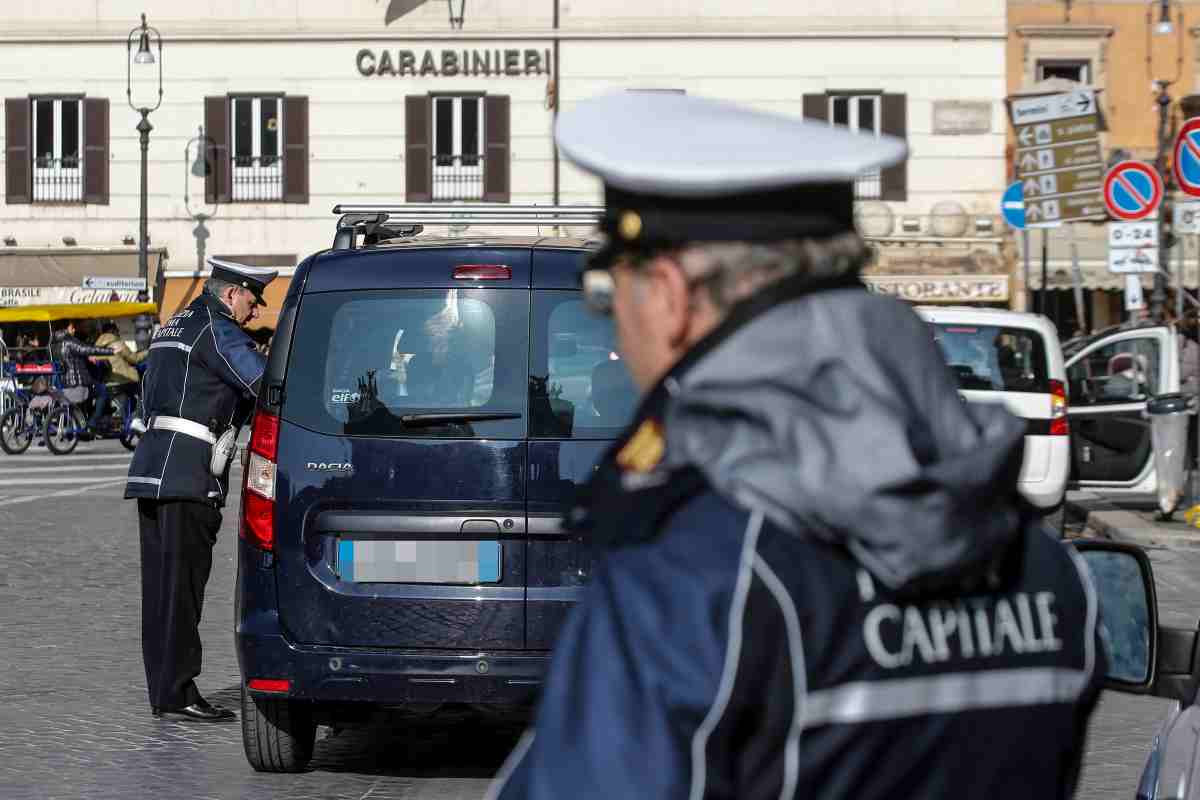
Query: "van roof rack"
331 204 605 250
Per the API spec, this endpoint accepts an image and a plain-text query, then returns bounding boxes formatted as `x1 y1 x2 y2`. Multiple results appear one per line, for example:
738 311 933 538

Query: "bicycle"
43 382 142 456
0 378 56 455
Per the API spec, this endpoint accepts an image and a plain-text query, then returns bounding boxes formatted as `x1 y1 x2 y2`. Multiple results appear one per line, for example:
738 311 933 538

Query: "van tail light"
241 409 279 551
247 678 290 693
1049 379 1069 436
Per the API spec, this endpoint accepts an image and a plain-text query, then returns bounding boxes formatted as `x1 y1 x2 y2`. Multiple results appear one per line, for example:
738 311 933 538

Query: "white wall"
0 0 1008 272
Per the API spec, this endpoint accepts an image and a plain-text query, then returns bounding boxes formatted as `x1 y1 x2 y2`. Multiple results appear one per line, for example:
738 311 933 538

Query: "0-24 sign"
1107 221 1158 249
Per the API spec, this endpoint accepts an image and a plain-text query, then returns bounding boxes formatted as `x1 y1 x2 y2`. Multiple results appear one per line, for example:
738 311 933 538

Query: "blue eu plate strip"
338 539 355 582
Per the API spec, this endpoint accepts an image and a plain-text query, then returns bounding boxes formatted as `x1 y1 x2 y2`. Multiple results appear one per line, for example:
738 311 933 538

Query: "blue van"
234 217 637 772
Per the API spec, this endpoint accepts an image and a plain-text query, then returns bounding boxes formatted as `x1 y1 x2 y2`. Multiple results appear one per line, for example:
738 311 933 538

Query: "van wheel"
240 685 316 773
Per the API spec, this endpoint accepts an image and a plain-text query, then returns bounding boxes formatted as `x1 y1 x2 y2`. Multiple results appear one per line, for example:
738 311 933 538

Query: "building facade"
1007 0 1200 338
0 0 1008 329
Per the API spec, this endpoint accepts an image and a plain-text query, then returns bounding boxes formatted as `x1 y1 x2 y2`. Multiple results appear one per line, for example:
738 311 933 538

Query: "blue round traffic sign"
1174 118 1200 197
1001 181 1025 230
1103 161 1163 221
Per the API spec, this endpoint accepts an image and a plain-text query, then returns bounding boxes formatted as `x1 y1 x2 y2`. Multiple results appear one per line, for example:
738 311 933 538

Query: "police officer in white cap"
487 92 1104 798
126 257 277 721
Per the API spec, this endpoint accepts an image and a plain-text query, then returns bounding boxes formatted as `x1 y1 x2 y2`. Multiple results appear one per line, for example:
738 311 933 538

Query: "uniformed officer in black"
126 258 277 722
488 92 1105 799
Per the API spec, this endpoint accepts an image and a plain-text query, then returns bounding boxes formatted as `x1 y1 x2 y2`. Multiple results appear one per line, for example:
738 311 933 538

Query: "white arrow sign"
82 276 146 291
1027 203 1043 222
1018 127 1034 147
1023 178 1040 195
1019 152 1038 171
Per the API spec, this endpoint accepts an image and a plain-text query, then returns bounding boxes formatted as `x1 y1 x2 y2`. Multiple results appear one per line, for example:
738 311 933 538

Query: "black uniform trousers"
138 499 222 710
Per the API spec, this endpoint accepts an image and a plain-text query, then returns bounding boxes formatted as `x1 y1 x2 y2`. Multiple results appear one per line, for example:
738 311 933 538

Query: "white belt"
152 415 216 444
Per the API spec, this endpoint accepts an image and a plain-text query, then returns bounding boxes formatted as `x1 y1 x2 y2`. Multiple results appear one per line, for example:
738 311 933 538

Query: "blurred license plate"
336 539 501 584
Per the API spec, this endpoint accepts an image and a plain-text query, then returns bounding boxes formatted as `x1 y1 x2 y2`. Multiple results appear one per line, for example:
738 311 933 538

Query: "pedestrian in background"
488 92 1105 800
125 258 277 722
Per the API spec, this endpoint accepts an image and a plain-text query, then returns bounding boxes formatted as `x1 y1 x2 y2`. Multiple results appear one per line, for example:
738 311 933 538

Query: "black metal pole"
135 109 152 352
1041 227 1049 316
1153 83 1172 321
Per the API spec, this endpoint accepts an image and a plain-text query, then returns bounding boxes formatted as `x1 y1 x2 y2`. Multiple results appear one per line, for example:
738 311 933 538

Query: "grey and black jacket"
125 292 265 505
51 330 112 389
489 278 1104 800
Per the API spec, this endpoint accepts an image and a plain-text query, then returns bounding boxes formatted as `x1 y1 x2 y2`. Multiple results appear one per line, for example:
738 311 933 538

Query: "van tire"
241 685 316 773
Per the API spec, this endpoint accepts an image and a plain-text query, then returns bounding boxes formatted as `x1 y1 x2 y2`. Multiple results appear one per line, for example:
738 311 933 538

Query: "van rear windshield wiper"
398 412 522 426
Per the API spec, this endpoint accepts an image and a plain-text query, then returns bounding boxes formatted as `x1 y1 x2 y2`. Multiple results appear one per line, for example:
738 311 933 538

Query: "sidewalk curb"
1067 491 1200 550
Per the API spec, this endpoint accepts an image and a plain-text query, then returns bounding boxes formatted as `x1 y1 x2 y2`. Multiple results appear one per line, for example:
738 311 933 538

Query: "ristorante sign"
863 275 1010 303
356 47 553 77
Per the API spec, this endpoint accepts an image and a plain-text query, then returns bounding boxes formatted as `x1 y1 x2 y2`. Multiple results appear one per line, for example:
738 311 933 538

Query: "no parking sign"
1103 161 1163 221
1174 118 1200 197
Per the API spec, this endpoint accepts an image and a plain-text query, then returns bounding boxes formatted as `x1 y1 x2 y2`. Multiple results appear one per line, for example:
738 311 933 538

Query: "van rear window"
282 289 528 438
927 323 1050 393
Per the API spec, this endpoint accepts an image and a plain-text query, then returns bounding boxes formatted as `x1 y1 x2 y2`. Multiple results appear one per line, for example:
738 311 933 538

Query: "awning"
0 247 166 288
0 302 157 323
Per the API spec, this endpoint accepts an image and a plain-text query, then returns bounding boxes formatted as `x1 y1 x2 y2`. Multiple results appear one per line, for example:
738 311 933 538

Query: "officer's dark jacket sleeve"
490 494 764 800
202 305 266 397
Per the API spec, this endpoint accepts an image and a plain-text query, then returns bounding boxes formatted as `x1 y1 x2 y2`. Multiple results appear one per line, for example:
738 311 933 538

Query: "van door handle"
313 512 524 535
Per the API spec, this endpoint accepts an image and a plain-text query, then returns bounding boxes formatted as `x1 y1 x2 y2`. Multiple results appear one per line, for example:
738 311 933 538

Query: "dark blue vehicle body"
235 238 620 715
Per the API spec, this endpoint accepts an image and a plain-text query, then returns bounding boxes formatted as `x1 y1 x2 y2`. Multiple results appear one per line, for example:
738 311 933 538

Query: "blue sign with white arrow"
1001 181 1025 230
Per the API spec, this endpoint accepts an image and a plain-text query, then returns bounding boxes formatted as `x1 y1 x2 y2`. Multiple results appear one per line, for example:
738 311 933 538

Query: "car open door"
1065 325 1177 494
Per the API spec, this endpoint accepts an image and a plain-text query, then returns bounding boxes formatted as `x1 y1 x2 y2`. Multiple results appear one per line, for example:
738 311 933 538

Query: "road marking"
0 479 127 507
0 465 131 475
0 453 134 462
0 476 133 486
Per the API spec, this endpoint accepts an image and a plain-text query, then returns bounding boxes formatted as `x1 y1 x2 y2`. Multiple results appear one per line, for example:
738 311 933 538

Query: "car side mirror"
1074 540 1157 690
1073 540 1200 704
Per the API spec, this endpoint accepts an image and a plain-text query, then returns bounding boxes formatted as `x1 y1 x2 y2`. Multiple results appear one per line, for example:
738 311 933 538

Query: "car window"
1066 336 1161 407
927 323 1050 393
283 289 528 438
530 292 637 438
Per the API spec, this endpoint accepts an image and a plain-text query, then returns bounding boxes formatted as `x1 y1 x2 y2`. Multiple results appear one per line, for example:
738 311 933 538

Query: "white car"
915 307 1069 519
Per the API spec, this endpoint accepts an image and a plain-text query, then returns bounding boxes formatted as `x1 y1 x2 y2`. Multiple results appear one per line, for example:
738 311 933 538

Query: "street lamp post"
126 13 162 352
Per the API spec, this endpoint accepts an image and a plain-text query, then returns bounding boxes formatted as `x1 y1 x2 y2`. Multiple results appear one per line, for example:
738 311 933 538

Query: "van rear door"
272 248 531 650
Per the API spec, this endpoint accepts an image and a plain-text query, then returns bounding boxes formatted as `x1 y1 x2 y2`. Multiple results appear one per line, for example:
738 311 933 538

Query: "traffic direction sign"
81 276 146 291
1125 275 1145 311
1008 89 1104 224
1174 118 1200 197
1001 181 1025 230
1103 161 1163 221
1109 246 1159 273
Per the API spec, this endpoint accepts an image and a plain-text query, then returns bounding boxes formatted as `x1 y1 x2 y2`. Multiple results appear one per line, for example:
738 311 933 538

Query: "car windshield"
927 323 1050 393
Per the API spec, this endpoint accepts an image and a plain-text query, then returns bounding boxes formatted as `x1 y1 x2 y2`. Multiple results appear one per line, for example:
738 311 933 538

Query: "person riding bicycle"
51 320 114 439
95 321 146 412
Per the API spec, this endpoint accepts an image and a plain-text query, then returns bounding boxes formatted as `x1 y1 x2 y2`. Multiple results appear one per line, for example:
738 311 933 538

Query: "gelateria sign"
864 275 1010 303
0 286 142 307
356 48 552 77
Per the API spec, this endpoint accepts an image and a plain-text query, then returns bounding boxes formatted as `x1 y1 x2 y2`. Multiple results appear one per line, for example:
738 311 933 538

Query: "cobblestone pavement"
0 441 1194 798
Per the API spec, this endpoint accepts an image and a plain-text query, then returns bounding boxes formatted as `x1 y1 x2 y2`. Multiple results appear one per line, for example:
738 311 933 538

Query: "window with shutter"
30 96 83 203
483 95 510 203
204 96 231 204
283 95 308 204
405 95 432 202
5 98 30 205
83 97 109 205
229 94 284 202
817 90 907 202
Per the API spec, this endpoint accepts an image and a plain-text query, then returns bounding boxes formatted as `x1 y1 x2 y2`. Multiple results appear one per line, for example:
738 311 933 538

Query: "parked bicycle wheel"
0 405 33 455
45 401 84 455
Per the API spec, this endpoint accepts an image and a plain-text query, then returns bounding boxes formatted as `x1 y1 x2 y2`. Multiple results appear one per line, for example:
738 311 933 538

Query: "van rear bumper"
236 629 551 706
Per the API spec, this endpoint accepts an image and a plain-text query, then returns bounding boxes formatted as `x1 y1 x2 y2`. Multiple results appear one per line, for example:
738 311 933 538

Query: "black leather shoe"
152 702 235 722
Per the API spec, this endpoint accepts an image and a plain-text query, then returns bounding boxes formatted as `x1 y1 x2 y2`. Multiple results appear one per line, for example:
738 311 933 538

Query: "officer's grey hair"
676 232 870 312
204 276 239 301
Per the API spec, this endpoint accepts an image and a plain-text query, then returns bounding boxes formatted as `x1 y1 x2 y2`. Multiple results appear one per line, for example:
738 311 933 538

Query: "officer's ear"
642 254 691 348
